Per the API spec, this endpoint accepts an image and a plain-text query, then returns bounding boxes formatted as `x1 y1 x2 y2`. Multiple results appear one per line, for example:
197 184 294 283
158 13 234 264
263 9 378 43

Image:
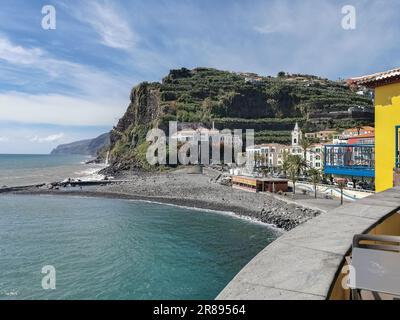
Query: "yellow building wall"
375 82 400 192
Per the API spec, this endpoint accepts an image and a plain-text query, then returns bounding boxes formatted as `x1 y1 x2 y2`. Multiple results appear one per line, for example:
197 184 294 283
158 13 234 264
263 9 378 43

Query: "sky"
0 0 399 153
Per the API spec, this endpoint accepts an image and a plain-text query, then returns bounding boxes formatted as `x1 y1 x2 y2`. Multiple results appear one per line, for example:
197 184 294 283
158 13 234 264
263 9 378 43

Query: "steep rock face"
113 83 162 139
105 67 373 172
107 83 164 171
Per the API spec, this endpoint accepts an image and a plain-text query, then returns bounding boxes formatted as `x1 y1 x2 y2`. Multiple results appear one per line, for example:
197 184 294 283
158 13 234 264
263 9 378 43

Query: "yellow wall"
375 82 400 192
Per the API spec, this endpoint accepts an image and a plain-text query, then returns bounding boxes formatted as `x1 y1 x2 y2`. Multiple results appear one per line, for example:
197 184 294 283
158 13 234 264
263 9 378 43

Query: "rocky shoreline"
5 168 321 231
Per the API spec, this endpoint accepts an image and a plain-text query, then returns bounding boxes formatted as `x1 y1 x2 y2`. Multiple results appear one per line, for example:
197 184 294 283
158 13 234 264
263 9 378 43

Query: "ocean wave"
74 166 106 181
126 198 284 231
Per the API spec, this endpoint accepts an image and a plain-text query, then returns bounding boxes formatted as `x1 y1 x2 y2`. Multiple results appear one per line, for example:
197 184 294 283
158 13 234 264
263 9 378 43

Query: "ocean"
0 195 279 299
0 154 280 299
0 154 105 187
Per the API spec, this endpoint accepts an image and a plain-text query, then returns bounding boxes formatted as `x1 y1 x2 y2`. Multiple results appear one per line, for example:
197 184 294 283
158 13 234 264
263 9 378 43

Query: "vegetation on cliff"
107 67 373 171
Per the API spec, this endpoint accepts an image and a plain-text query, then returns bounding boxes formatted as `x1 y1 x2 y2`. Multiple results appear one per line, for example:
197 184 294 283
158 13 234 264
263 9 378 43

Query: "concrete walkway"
267 192 346 213
217 187 400 300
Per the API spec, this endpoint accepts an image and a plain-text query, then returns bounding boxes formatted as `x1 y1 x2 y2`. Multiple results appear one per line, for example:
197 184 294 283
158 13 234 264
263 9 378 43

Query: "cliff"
106 67 373 172
51 132 110 156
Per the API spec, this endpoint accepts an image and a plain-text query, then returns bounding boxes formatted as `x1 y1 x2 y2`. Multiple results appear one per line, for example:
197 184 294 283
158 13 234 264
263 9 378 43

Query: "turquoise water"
0 195 279 300
0 154 102 187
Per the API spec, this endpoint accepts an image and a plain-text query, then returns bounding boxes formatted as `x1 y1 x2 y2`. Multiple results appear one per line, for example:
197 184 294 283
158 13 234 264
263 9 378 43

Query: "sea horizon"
0 154 104 187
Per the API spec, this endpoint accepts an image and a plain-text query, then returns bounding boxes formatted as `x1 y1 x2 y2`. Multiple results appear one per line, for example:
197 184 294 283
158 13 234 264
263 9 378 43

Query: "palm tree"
288 165 299 195
308 168 321 199
287 154 307 195
253 153 267 172
281 151 290 177
290 154 307 176
253 153 261 170
259 153 267 168
261 168 269 177
300 138 312 165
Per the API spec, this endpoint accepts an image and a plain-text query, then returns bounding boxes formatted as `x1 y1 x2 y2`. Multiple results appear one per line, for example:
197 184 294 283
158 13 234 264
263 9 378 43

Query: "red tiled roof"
343 126 374 133
349 67 400 88
350 133 375 139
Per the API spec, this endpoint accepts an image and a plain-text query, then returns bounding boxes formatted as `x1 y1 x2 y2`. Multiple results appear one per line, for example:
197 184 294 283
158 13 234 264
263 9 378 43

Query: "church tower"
291 122 302 147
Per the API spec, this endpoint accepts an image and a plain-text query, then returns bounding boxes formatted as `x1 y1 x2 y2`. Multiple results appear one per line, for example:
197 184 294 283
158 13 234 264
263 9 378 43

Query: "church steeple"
291 122 302 147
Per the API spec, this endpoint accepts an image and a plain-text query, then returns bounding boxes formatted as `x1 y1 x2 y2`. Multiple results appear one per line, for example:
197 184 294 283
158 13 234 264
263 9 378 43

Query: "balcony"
324 144 375 178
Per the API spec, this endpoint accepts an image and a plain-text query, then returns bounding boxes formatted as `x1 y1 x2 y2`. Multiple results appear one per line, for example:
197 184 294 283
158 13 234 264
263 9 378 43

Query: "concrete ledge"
217 187 400 300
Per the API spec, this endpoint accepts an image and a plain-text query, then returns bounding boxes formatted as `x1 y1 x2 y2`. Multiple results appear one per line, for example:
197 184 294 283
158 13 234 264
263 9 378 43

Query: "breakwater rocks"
259 203 319 230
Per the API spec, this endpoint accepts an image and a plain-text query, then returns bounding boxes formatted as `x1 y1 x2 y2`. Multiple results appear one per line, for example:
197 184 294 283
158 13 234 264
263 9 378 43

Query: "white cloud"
0 136 9 142
253 20 293 35
0 35 132 97
0 36 133 126
29 133 64 143
0 92 125 126
0 36 44 65
74 1 137 50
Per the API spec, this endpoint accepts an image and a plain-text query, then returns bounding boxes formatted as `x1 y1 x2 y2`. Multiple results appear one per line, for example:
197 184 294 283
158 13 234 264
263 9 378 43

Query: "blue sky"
0 0 399 153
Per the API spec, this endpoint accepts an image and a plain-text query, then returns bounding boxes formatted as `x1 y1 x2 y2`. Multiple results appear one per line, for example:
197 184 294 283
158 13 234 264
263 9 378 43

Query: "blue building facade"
324 144 375 178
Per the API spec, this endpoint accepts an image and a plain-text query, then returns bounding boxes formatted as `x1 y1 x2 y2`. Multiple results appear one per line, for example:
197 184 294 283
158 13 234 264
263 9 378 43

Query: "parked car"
355 183 364 190
347 182 355 189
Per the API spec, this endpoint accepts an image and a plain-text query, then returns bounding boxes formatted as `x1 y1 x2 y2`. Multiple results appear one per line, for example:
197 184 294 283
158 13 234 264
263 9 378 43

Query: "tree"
259 153 267 168
288 165 298 195
277 71 286 78
253 153 261 169
290 154 307 176
308 168 321 199
253 153 267 170
261 168 269 177
281 151 290 177
286 154 307 195
300 138 312 164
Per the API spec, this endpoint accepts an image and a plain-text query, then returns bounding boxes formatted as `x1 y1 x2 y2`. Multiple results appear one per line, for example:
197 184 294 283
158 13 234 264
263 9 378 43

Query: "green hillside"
106 68 373 171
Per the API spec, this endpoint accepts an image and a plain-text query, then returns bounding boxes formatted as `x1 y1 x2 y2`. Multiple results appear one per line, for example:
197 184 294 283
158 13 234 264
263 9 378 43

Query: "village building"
348 133 375 145
171 126 242 145
231 176 288 193
305 130 336 142
306 143 324 169
245 123 323 172
341 126 375 138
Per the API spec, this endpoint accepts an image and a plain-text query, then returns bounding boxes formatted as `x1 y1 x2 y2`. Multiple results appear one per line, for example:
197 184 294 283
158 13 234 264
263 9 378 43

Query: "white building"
291 123 323 170
306 144 323 169
171 126 242 145
245 123 323 173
